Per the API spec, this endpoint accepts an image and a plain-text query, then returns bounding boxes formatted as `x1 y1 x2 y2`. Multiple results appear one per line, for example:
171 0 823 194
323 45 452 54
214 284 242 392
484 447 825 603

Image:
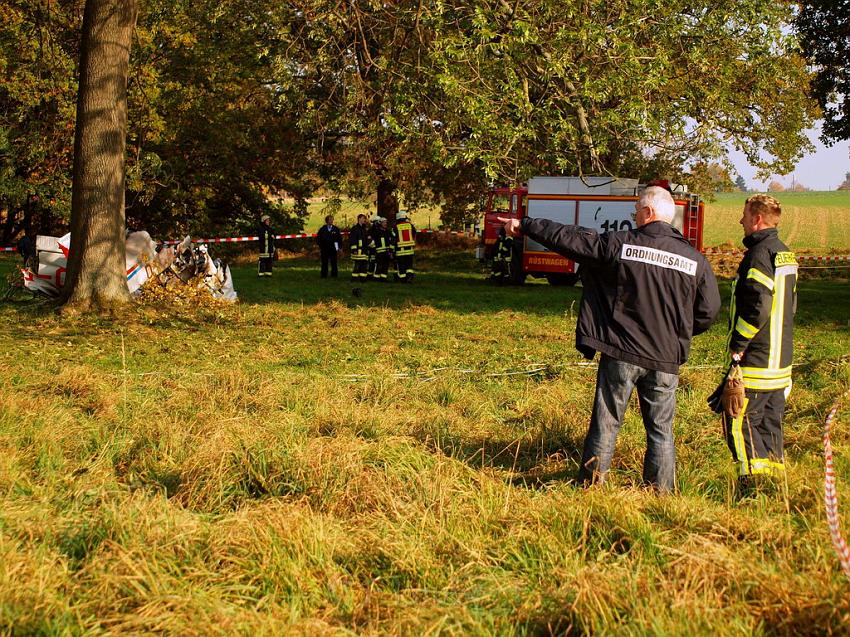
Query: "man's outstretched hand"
496 216 523 237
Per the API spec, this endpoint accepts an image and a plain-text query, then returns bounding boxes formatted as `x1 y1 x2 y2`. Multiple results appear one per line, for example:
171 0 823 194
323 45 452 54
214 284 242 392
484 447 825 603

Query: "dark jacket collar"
743 227 778 248
639 220 684 238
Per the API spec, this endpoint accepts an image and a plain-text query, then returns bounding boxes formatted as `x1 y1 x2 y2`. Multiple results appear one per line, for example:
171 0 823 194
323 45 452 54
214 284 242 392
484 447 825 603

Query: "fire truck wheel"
546 273 579 286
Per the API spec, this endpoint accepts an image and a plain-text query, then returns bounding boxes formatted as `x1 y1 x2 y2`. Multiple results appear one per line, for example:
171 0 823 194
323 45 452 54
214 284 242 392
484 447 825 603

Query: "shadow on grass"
410 418 585 490
232 254 582 316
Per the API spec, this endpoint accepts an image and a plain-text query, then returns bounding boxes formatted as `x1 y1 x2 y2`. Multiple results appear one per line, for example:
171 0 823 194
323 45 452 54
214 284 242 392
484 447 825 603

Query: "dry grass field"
0 243 849 635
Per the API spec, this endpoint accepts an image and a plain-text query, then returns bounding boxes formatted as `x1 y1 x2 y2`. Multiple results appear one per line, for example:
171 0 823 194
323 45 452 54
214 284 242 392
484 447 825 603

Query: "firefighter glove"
721 363 745 419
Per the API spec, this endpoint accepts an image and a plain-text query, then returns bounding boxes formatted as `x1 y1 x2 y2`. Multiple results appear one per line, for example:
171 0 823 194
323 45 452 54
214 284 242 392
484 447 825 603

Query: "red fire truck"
476 176 704 285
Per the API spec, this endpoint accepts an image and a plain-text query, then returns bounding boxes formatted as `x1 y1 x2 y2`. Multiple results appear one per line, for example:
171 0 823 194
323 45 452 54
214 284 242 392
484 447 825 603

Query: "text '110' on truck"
476 176 704 285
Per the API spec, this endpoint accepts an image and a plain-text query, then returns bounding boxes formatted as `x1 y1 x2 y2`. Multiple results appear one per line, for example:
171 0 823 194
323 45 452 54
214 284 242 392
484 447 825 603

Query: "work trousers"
491 259 510 281
724 388 786 476
351 258 369 281
374 253 390 280
320 246 338 278
258 256 274 277
578 354 679 492
396 254 414 281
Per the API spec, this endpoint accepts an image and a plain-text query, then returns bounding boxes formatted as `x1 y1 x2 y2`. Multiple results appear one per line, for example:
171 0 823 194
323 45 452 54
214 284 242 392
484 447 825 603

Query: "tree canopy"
796 0 850 143
0 0 820 240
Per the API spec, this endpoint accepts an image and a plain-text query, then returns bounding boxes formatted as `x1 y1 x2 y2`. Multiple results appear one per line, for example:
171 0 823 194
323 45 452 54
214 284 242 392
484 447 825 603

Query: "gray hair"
641 186 675 224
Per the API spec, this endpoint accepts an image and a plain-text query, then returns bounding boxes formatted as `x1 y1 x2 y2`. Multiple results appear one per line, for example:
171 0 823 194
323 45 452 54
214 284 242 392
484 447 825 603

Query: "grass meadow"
1 238 849 635
703 191 850 251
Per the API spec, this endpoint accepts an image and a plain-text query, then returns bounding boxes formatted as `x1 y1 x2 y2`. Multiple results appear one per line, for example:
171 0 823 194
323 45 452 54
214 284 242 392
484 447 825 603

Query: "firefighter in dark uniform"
367 214 381 279
499 186 720 493
258 214 275 277
724 194 797 495
490 226 513 283
349 213 370 282
373 217 393 281
393 211 417 282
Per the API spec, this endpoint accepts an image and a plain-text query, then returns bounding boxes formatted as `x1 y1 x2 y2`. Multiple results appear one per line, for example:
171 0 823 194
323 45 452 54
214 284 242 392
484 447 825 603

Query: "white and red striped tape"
704 249 850 263
158 229 467 245
2 237 845 259
825 388 850 579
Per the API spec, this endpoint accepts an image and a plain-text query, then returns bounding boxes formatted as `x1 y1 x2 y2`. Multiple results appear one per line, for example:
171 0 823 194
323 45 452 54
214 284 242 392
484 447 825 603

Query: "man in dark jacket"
257 214 275 277
724 194 796 496
316 214 342 278
500 186 721 492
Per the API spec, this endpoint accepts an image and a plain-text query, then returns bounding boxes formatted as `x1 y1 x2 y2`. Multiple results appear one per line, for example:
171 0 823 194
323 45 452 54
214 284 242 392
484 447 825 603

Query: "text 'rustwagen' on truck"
476 176 705 285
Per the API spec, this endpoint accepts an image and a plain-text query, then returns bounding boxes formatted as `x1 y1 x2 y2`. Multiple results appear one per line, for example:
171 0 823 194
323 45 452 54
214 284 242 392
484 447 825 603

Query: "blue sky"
728 124 850 191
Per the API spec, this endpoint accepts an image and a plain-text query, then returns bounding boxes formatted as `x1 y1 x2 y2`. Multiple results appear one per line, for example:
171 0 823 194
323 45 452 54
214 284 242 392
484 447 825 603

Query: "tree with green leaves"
0 1 81 243
735 175 747 192
123 0 316 238
272 0 815 221
426 0 816 183
796 0 850 143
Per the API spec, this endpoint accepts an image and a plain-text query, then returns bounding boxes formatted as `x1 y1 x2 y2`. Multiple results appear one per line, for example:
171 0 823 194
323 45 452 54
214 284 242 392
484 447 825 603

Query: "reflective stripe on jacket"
728 228 797 390
259 226 275 258
493 236 513 262
394 222 416 256
349 224 369 260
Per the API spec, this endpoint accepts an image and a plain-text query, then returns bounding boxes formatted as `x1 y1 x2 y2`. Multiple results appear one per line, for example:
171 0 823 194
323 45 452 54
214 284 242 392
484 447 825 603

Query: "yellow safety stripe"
730 397 750 476
396 223 415 246
749 458 785 475
746 268 774 291
742 376 792 391
735 317 759 340
740 366 792 379
769 270 786 369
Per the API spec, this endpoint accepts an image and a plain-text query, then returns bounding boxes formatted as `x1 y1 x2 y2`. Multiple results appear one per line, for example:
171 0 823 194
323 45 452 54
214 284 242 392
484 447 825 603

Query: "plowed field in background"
703 191 850 251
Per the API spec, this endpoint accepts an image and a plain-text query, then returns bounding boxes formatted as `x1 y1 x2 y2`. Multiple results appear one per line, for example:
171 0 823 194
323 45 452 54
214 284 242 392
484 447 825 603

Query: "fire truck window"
511 194 518 213
492 196 510 213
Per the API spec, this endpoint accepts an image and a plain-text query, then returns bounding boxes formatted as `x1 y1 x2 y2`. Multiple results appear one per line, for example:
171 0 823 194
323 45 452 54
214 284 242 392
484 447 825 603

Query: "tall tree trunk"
60 0 138 311
376 175 399 222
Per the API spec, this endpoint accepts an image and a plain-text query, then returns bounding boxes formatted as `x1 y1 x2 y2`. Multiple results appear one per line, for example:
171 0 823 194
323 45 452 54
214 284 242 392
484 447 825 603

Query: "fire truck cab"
477 176 704 285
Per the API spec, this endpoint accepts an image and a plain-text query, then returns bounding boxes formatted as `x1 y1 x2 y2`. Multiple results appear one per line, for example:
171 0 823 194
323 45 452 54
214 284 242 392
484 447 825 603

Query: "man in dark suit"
316 215 342 278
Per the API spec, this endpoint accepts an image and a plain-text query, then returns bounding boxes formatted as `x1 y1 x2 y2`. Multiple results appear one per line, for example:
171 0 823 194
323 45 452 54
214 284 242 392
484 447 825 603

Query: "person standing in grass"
317 214 342 278
500 186 720 493
257 214 276 278
393 211 417 282
721 194 797 498
490 226 514 283
349 213 371 283
373 217 393 282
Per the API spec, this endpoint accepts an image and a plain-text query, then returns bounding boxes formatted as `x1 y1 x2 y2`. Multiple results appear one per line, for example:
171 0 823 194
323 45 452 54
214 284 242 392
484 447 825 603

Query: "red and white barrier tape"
825 388 850 579
704 249 850 262
157 229 467 246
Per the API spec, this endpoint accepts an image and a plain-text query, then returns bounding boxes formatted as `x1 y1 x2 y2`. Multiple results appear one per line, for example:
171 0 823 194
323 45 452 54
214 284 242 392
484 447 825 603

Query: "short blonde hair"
745 194 781 225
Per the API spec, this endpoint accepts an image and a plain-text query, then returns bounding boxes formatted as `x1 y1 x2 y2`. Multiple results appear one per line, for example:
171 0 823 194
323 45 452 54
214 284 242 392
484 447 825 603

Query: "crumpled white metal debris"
22 231 237 302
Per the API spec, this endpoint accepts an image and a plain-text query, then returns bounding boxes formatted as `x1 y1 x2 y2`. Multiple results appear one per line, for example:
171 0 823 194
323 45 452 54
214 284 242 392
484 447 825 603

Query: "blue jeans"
577 354 679 492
